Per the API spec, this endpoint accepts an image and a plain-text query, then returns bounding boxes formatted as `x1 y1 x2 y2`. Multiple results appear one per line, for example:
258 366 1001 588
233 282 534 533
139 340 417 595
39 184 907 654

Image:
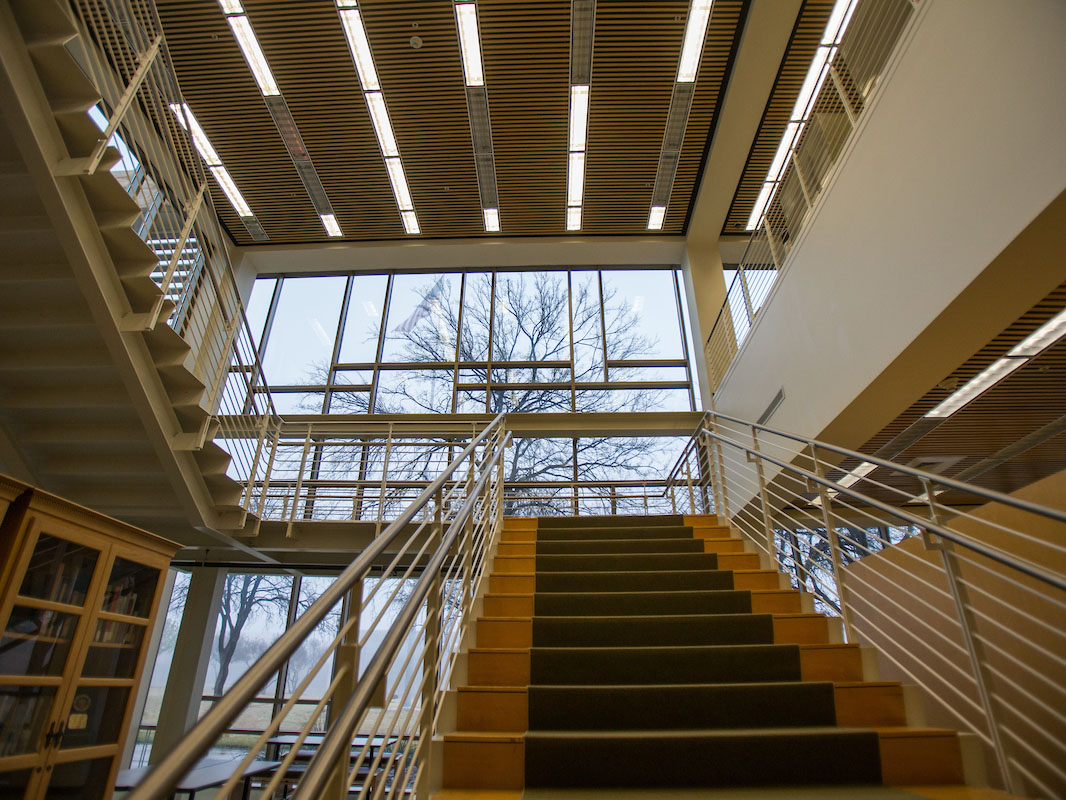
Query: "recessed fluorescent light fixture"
569 84 590 151
483 208 500 232
791 46 832 122
676 0 714 83
746 183 774 230
338 6 380 91
366 92 399 157
567 151 585 207
169 103 221 166
455 3 485 87
385 157 414 210
401 210 420 235
566 206 582 231
321 214 342 237
924 357 1027 418
838 461 877 489
1007 307 1066 357
647 205 666 230
225 14 280 97
218 0 243 13
822 0 858 46
209 165 254 217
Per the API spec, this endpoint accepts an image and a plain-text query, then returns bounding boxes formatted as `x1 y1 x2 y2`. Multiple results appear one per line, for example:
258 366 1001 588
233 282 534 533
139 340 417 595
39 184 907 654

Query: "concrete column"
681 241 728 408
149 568 226 764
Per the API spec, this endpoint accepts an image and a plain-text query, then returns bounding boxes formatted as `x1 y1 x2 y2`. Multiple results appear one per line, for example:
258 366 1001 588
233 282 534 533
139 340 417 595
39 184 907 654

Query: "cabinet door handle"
54 721 67 748
44 722 57 747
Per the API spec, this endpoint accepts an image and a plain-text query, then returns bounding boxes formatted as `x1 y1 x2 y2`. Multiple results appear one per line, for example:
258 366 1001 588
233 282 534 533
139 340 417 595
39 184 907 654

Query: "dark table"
114 757 281 800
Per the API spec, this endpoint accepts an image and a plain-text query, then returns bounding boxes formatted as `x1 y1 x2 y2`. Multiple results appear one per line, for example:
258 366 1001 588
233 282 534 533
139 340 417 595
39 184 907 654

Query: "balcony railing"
666 410 1066 796
705 0 918 391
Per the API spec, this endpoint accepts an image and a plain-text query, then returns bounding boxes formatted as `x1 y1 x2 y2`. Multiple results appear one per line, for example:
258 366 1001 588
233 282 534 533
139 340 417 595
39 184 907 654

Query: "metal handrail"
675 408 1066 796
126 412 505 799
706 410 1066 528
296 429 511 797
700 426 1066 593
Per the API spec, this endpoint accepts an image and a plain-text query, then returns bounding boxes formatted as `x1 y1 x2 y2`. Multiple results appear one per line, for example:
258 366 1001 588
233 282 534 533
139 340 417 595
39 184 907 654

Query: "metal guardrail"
127 412 509 799
705 0 918 391
64 0 278 511
666 410 1066 796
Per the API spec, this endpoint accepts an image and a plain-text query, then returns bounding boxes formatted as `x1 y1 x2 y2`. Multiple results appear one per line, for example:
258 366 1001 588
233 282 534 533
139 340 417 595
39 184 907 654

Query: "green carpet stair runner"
524 515 883 789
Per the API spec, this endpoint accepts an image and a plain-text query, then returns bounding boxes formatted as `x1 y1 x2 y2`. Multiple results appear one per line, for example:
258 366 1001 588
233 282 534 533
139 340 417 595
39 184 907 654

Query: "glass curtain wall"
244 267 699 415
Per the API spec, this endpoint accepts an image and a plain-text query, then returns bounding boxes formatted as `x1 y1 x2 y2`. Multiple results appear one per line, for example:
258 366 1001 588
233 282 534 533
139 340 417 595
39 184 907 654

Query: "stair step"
467 648 530 686
535 552 722 572
442 732 524 790
530 643 802 685
533 589 753 617
835 682 907 727
538 515 684 529
524 727 882 788
528 681 837 730
535 568 734 593
536 537 702 555
877 727 964 785
531 613 775 648
732 569 783 590
800 643 865 681
701 537 749 553
456 686 527 731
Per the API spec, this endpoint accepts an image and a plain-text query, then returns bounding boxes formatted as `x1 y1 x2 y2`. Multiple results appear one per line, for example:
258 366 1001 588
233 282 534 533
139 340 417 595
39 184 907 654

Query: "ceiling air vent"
570 0 596 85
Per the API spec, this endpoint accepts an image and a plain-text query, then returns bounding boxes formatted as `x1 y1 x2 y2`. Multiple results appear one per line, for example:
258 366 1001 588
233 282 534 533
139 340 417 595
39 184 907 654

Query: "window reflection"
247 267 698 415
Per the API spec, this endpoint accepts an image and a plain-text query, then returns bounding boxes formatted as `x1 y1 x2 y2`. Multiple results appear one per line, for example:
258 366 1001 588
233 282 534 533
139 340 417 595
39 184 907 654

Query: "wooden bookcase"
0 477 179 800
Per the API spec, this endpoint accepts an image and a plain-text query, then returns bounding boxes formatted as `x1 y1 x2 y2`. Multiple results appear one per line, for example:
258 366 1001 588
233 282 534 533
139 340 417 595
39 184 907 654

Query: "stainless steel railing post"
809 443 855 642
923 479 1017 794
750 429 778 566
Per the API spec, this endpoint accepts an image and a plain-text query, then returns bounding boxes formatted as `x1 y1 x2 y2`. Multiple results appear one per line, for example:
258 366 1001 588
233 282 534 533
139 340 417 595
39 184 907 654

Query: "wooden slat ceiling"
152 0 766 245
829 283 1066 507
723 0 834 235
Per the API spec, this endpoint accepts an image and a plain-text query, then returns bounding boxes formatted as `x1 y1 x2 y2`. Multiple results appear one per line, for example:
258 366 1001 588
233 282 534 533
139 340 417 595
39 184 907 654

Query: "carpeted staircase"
525 515 881 788
439 514 967 793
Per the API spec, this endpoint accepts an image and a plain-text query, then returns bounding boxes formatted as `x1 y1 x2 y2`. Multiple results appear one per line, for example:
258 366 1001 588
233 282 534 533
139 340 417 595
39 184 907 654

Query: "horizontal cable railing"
64 0 277 509
667 410 1066 796
127 413 509 799
705 0 918 391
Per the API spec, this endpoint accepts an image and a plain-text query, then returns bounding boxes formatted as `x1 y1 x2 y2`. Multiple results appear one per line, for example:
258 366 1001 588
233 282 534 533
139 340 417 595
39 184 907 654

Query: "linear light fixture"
454 1 500 232
746 0 857 230
676 0 713 82
811 460 877 506
336 0 420 234
647 0 713 230
217 1 342 238
455 3 484 87
923 307 1066 419
170 103 257 220
1007 307 1066 357
647 205 667 230
225 14 280 96
320 214 343 237
566 1 595 232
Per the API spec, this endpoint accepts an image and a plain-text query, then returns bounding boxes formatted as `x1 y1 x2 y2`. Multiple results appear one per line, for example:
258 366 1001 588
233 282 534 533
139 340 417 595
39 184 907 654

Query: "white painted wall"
713 0 1066 435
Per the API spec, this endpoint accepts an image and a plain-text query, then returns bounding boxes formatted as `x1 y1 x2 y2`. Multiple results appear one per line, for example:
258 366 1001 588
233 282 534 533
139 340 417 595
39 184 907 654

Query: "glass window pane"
59 685 130 749
382 274 460 362
284 577 341 702
492 272 570 365
489 388 570 414
0 685 57 757
375 370 453 413
83 621 145 678
459 272 492 362
204 574 294 697
0 606 78 676
571 271 604 382
272 390 326 414
602 269 684 360
261 276 346 386
245 277 276 347
339 275 388 364
103 557 159 619
19 535 99 607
